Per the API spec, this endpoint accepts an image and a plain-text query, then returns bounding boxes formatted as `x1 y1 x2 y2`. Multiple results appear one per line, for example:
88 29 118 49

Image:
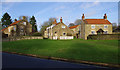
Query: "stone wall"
3 36 43 41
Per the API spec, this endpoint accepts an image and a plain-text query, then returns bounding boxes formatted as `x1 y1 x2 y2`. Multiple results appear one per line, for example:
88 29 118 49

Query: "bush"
67 33 72 36
31 32 42 36
2 32 8 38
87 34 120 40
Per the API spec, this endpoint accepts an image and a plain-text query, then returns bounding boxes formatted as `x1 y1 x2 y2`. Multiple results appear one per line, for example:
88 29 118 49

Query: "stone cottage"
69 25 80 38
80 13 112 40
1 16 32 37
44 17 74 40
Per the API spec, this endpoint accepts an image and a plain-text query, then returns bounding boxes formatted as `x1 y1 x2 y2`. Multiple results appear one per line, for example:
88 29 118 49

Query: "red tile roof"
1 20 22 31
69 25 79 29
10 20 22 26
85 19 111 24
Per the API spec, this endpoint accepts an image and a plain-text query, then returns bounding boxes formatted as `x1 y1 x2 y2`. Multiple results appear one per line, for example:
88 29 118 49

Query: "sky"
1 1 119 31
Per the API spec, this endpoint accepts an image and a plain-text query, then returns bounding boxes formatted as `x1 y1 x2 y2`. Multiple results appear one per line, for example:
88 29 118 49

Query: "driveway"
2 52 109 69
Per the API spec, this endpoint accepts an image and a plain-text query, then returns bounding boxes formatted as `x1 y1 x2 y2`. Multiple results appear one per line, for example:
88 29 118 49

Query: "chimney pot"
103 13 107 20
82 14 85 20
60 17 62 23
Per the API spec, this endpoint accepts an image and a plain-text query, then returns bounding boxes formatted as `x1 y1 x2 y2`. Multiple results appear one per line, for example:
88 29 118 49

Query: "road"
2 52 109 69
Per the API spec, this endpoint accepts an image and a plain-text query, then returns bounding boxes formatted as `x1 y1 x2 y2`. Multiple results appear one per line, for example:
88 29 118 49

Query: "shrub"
87 34 120 40
2 32 8 38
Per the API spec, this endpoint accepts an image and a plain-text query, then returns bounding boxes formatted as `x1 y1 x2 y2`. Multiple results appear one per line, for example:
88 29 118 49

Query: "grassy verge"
2 39 119 64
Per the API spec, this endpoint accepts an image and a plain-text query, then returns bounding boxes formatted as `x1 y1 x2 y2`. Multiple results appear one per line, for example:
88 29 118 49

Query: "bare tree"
40 17 57 35
74 19 83 25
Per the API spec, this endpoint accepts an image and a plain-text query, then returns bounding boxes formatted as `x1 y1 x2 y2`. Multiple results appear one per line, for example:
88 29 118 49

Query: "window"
63 33 66 35
104 25 108 29
9 28 11 32
91 25 95 29
23 22 26 25
55 31 57 33
91 31 95 34
104 31 108 34
14 26 16 31
62 26 65 28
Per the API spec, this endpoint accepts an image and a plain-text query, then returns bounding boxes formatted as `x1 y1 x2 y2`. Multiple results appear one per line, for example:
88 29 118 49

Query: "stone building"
69 25 80 38
1 16 32 37
44 17 74 39
80 13 112 40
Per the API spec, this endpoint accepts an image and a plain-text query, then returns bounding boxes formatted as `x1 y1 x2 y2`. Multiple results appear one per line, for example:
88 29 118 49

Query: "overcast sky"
1 1 119 31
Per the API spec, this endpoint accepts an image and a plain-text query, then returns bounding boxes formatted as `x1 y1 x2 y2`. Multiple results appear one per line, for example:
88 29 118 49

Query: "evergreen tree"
1 12 12 27
30 16 37 32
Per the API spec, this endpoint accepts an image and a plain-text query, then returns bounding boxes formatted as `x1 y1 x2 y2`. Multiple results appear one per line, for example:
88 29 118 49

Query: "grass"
2 39 119 64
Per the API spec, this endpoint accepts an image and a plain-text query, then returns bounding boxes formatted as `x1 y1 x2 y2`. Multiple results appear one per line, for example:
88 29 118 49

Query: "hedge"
87 34 120 40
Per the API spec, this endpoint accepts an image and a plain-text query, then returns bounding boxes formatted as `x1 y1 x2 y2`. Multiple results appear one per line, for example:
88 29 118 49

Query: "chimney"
14 19 17 22
53 19 57 24
54 19 57 23
82 14 85 20
103 13 107 20
22 16 26 20
60 17 62 23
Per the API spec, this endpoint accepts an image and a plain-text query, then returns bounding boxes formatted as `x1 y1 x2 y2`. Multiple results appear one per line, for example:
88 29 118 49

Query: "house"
80 13 112 40
69 25 80 38
1 16 32 37
44 17 74 40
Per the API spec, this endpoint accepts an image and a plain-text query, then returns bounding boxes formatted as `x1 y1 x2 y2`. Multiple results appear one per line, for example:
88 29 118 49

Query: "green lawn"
2 39 119 64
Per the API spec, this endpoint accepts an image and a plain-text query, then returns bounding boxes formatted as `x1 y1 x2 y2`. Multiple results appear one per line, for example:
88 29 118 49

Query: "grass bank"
2 39 119 64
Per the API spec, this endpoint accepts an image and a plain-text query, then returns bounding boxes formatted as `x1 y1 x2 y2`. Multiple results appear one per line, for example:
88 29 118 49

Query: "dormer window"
62 26 65 28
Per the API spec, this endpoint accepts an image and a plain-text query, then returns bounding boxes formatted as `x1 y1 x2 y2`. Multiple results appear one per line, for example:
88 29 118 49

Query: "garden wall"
87 34 120 40
3 36 43 41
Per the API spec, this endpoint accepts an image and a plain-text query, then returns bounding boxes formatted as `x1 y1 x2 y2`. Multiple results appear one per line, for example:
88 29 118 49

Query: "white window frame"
9 28 11 32
104 25 108 29
62 26 65 28
23 22 26 25
91 30 95 34
91 25 95 29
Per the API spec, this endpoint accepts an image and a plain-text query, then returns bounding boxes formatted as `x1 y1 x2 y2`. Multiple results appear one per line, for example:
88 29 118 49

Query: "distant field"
2 39 119 64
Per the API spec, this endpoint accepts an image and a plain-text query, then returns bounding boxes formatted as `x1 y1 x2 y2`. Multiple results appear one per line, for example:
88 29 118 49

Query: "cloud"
80 1 99 9
54 5 65 11
85 11 97 17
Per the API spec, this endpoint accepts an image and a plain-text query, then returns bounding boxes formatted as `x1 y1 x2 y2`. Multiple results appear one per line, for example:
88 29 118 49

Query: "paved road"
2 53 108 69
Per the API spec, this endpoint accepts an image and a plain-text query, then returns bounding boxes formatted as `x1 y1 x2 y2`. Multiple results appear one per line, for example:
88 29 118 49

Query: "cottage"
69 25 80 38
44 17 74 40
80 13 112 40
1 16 32 37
